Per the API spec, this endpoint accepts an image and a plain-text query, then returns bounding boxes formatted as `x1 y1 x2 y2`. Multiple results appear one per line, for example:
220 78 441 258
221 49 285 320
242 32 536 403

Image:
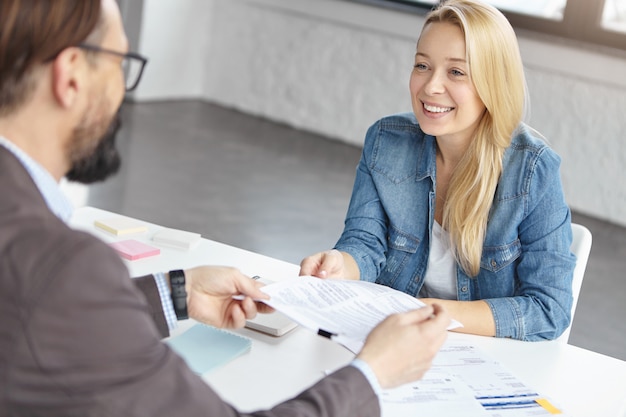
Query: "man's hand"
180 266 273 329
357 304 450 389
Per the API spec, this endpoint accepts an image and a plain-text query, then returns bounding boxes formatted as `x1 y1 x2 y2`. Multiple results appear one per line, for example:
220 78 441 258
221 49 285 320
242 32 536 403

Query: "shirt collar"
0 136 74 222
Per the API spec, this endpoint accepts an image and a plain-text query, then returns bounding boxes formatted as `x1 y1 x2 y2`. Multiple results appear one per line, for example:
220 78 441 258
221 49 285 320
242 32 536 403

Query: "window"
348 0 626 52
393 0 566 19
482 0 566 20
602 0 626 34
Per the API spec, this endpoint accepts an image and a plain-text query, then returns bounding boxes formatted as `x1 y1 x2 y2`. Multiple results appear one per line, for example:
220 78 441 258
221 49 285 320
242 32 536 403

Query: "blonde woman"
300 0 576 341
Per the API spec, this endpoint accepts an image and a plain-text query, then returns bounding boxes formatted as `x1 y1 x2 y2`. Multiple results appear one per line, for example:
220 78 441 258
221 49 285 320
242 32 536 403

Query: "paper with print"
259 276 462 353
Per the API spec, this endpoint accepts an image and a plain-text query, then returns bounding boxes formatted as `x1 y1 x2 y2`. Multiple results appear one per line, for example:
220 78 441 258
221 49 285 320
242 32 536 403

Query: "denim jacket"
335 113 576 341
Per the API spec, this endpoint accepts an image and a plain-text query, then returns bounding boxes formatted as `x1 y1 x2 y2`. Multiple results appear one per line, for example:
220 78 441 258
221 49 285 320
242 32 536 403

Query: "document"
259 276 462 353
381 367 487 417
381 340 570 417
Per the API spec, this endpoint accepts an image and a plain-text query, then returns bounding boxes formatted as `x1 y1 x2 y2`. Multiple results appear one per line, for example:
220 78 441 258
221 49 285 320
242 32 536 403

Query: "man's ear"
51 47 85 109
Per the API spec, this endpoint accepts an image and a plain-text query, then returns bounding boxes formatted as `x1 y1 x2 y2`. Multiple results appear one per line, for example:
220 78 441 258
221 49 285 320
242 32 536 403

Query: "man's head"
0 0 136 183
0 1 102 115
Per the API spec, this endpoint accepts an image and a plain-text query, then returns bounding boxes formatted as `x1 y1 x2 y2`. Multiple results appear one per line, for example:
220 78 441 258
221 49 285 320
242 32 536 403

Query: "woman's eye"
414 63 428 71
450 69 465 76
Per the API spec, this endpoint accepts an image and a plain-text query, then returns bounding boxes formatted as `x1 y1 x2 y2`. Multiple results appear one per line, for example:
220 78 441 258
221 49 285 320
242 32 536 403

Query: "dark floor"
86 100 626 361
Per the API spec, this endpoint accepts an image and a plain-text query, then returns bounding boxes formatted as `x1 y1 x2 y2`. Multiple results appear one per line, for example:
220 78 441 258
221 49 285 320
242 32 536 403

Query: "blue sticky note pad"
166 324 251 374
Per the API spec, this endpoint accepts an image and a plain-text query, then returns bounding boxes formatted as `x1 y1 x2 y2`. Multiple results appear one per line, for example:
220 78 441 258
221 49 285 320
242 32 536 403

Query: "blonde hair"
422 0 527 276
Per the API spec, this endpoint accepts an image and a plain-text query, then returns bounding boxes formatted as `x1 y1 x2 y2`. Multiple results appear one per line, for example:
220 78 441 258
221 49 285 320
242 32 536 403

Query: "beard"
65 101 122 184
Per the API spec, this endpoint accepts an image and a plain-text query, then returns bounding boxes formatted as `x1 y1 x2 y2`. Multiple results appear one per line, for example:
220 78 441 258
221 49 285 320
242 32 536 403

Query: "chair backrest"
557 223 593 343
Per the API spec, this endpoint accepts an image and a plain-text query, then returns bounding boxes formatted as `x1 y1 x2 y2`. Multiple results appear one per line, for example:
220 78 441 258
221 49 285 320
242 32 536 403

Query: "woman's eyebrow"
415 51 466 63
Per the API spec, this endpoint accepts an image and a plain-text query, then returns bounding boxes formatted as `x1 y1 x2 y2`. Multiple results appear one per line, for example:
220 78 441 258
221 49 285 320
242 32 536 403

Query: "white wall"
133 0 213 100
131 0 626 227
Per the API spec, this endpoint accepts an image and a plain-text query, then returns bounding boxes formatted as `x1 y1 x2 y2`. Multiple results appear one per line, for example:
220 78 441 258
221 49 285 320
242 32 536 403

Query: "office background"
121 0 626 228
67 0 625 359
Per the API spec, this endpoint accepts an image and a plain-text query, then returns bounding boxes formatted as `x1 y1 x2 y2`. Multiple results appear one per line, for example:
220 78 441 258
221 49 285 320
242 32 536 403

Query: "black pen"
317 328 337 339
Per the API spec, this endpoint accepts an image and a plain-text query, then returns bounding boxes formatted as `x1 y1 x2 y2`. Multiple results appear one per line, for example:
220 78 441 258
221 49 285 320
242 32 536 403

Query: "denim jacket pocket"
387 226 420 253
378 227 421 287
480 239 522 273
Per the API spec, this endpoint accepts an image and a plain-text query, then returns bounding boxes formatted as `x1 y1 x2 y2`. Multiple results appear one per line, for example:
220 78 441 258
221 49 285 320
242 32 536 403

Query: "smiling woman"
300 0 577 342
410 23 488 158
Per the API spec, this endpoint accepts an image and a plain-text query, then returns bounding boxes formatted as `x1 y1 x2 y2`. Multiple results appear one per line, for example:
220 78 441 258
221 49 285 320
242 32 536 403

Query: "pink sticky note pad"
109 239 160 261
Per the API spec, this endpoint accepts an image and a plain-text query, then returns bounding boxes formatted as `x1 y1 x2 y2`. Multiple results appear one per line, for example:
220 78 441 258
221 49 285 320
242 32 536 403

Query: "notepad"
109 239 160 261
166 324 252 374
152 228 201 250
95 217 148 236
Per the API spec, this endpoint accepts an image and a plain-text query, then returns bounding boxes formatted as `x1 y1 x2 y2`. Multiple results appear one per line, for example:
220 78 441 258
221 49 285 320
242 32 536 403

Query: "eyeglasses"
78 44 148 92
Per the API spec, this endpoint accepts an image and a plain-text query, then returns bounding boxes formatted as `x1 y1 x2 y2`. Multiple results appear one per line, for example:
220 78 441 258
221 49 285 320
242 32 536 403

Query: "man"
0 1 450 416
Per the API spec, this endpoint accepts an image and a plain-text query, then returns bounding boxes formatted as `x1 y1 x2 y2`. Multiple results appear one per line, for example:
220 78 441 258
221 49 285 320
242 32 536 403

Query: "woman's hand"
299 249 351 279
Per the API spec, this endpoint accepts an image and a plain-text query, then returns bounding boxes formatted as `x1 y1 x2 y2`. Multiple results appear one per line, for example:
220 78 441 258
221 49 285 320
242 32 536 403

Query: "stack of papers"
152 228 202 250
109 239 160 261
94 217 148 236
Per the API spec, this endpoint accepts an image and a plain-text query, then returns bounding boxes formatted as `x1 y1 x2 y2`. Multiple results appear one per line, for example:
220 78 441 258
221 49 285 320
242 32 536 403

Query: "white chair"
557 223 593 343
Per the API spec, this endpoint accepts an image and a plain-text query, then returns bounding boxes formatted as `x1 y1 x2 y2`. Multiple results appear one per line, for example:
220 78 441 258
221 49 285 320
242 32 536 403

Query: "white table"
70 206 626 416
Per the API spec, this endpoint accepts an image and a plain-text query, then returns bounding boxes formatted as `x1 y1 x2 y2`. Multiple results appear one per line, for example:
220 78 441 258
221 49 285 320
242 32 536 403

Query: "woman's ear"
50 47 85 109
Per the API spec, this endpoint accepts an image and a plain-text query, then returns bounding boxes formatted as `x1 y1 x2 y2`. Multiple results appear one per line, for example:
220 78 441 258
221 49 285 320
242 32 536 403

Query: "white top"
419 221 457 300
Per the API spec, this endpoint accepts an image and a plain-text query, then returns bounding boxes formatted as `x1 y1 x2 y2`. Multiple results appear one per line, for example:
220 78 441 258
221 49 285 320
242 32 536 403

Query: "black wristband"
169 269 188 320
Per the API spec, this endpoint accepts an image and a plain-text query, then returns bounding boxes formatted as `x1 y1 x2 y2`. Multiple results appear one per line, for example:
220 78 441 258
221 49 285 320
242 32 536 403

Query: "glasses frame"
78 43 148 92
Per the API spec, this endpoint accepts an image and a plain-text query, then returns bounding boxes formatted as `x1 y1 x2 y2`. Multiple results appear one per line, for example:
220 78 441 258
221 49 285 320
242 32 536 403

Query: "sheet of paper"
260 276 462 353
381 369 488 417
437 343 568 416
380 340 570 417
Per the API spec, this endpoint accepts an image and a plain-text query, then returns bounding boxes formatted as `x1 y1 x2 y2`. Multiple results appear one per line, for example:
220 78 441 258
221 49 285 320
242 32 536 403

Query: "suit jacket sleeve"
132 274 170 338
12 231 380 417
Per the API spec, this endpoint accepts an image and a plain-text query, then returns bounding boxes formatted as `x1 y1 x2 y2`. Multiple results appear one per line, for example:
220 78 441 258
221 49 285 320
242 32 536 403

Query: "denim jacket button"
491 259 497 267
461 286 468 292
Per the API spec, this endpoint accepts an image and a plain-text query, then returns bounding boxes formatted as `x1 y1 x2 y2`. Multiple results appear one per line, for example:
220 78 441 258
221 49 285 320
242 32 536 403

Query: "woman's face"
410 22 486 145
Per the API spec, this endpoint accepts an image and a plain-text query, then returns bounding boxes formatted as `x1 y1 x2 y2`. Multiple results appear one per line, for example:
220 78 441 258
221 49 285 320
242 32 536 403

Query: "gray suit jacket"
0 147 380 417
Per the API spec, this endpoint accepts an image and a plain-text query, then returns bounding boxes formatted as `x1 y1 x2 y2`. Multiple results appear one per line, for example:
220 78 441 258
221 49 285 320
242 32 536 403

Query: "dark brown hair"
0 0 103 115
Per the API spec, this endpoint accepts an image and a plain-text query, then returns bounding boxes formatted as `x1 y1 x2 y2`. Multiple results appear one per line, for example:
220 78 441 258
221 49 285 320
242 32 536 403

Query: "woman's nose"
424 71 446 95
